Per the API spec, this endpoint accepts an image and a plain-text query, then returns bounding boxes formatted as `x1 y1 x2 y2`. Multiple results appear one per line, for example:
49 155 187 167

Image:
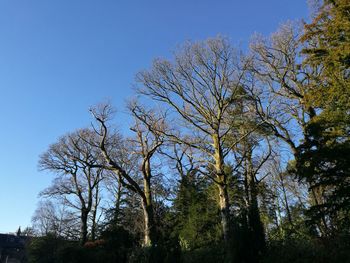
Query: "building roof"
0 234 29 249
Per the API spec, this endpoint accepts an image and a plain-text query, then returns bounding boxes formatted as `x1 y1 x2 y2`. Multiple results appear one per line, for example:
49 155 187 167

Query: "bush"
27 226 134 263
263 234 350 263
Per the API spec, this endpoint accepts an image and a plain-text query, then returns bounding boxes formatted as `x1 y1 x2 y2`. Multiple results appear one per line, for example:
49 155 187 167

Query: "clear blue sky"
0 0 308 233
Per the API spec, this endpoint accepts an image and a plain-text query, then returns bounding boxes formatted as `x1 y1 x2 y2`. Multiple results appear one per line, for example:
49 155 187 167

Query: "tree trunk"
218 183 230 242
246 151 265 262
212 134 232 261
279 173 293 226
91 185 99 241
81 210 89 245
311 188 329 236
142 166 156 247
91 209 97 241
142 199 155 247
113 178 123 225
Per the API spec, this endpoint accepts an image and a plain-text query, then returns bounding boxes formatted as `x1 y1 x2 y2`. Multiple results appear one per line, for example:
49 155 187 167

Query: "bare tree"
248 22 317 155
31 200 79 239
249 23 330 235
262 155 309 238
90 102 166 246
39 129 104 244
136 37 261 252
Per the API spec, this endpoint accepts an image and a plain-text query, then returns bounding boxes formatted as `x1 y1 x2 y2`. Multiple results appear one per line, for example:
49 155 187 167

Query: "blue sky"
0 0 308 233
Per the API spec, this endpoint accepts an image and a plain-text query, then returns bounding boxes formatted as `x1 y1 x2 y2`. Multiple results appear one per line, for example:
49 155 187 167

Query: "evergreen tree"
299 0 350 232
171 171 221 251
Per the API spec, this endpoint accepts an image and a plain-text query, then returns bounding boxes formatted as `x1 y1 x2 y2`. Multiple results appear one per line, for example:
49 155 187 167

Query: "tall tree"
90 103 166 247
249 22 316 157
248 23 333 234
298 0 350 232
39 129 103 244
226 87 273 261
136 38 261 259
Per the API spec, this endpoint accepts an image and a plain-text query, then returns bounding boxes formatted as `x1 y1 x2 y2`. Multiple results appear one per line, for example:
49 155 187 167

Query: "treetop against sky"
0 0 308 232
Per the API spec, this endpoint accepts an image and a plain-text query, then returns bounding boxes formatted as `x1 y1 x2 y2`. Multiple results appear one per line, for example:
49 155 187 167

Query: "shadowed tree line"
26 1 349 262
